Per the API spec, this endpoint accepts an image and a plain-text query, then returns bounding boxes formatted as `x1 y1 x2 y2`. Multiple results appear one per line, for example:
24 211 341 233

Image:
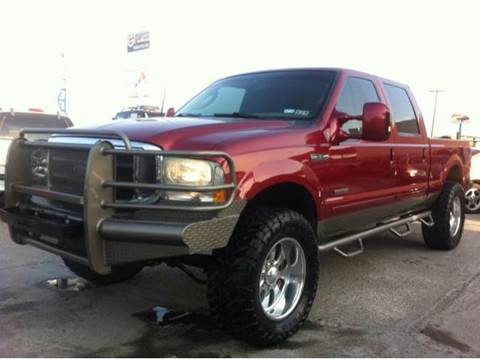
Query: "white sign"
127 31 150 53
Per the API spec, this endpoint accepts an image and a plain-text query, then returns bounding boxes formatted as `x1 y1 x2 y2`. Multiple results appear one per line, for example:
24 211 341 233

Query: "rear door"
382 84 429 211
321 77 398 236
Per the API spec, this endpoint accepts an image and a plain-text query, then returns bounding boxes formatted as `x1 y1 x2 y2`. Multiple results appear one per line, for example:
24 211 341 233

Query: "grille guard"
10 128 237 211
4 128 238 273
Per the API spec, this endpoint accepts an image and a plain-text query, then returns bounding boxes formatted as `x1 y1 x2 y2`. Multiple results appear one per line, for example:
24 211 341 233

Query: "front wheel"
207 207 319 345
422 182 465 250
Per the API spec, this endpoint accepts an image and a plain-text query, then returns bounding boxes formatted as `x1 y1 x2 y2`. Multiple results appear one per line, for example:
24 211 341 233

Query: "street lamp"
451 113 470 140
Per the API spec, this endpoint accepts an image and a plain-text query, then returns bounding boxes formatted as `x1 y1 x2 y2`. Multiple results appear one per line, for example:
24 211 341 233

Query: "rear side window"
384 84 420 135
336 77 379 135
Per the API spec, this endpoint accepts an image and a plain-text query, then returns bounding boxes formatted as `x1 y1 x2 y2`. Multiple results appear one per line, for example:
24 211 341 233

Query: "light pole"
429 89 444 137
451 114 470 140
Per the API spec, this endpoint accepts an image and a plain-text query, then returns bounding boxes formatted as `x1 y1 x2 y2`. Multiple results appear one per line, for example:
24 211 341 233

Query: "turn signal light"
212 190 226 203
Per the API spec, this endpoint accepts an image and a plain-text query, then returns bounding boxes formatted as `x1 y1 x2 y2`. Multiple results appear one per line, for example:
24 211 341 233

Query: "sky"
0 0 479 138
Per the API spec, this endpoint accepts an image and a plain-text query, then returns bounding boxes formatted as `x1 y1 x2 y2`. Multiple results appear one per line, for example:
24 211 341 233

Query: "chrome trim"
310 153 329 161
333 187 349 195
449 196 462 237
318 211 432 253
259 237 306 321
48 136 161 150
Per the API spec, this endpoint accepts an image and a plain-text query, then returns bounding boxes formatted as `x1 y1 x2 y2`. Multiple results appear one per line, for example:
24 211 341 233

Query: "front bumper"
0 202 244 267
2 128 242 274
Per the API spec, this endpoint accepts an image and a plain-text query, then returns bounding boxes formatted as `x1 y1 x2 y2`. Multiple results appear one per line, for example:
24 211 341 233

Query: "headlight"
164 158 213 186
157 157 226 202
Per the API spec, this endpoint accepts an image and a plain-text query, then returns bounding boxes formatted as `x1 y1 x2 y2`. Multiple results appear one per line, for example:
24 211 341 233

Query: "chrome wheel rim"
449 196 462 237
259 237 306 321
465 187 480 212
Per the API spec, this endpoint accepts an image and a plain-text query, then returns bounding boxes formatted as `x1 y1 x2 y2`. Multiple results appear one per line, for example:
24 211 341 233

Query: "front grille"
49 149 89 195
47 149 157 200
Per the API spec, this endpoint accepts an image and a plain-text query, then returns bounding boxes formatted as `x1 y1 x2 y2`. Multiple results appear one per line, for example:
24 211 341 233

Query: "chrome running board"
318 211 433 258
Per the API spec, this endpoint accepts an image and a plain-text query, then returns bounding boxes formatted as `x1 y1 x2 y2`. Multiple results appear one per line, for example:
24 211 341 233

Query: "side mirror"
166 107 175 117
362 102 391 142
330 102 391 145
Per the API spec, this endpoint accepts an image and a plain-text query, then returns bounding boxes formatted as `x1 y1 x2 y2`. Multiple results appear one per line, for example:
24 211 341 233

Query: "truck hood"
91 117 298 151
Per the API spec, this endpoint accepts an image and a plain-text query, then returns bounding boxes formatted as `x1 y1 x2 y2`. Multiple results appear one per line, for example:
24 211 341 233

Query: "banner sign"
127 31 150 53
57 87 67 113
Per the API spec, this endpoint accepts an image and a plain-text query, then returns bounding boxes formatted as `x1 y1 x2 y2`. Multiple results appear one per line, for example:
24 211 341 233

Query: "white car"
465 149 480 213
0 109 73 200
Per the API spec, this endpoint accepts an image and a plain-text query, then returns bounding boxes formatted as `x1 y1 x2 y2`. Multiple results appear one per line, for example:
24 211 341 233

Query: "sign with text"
127 31 150 53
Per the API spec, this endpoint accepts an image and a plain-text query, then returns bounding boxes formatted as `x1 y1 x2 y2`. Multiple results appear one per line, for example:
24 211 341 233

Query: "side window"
384 84 420 135
336 77 379 135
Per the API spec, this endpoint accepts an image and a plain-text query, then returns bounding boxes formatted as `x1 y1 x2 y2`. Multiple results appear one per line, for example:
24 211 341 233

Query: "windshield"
176 70 336 120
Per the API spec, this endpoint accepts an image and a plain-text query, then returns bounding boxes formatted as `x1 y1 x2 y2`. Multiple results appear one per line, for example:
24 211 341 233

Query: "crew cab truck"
0 68 471 345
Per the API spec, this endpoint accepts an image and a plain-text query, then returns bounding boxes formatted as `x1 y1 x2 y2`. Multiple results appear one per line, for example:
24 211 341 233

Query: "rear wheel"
63 259 143 286
207 207 319 345
422 182 465 250
465 183 480 213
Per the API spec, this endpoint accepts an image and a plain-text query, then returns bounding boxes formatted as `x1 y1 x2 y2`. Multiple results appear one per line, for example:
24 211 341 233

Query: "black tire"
422 182 465 250
207 207 319 346
465 183 480 214
63 259 143 286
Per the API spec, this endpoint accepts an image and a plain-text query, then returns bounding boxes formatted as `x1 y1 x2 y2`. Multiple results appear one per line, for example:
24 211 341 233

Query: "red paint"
101 68 471 222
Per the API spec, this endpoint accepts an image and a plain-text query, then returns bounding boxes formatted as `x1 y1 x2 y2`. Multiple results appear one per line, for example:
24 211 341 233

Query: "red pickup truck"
1 68 471 345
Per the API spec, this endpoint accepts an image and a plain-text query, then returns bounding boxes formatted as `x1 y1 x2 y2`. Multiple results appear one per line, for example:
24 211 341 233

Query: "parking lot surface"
0 215 479 357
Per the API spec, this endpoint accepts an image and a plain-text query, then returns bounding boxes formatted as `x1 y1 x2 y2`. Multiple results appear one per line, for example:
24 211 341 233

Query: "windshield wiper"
213 112 265 119
175 113 203 117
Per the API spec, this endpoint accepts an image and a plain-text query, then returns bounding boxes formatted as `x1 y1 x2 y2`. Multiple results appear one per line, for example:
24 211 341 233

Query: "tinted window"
384 84 419 134
188 86 246 115
177 71 336 120
336 77 379 134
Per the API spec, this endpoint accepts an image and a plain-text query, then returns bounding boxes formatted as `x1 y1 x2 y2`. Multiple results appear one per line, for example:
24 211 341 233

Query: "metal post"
429 89 444 137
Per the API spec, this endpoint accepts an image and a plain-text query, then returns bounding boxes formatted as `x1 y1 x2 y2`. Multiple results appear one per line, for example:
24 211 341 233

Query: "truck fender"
236 158 323 214
441 154 466 186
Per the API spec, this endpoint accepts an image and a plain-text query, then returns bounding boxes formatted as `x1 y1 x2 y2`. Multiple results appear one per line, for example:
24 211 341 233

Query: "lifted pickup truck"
0 68 471 345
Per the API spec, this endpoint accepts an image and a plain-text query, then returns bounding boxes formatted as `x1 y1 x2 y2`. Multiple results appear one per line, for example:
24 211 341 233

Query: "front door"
319 76 398 237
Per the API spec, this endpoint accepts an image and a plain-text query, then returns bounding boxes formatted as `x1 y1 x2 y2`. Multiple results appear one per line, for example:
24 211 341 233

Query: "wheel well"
245 183 317 231
446 166 462 184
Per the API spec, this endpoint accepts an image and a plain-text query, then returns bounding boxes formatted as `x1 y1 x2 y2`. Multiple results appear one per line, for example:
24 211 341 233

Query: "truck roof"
221 67 409 89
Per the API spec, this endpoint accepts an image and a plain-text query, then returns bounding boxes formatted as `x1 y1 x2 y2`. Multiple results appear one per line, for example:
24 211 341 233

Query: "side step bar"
318 211 433 257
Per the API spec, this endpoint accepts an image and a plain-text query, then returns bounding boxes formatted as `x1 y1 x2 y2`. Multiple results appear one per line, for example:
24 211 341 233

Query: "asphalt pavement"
0 215 479 357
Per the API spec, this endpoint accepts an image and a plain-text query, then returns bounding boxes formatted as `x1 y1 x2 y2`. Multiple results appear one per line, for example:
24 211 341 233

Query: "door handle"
390 148 395 163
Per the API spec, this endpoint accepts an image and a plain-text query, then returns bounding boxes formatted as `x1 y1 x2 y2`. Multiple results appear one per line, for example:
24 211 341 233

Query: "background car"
465 148 480 213
0 108 73 205
113 105 164 120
